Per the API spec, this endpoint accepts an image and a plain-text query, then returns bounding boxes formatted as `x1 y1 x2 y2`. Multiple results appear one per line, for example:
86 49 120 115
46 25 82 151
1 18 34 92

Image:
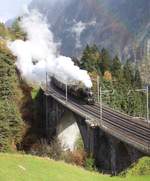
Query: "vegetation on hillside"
0 19 50 153
0 21 34 152
121 157 150 177
80 45 149 118
0 38 25 151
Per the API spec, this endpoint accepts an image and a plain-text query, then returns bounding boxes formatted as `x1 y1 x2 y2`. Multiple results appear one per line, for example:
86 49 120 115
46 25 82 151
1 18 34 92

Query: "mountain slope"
29 0 150 60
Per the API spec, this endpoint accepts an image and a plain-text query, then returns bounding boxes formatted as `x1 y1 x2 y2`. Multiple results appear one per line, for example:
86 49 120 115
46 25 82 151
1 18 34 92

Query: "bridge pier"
44 96 66 138
109 137 118 175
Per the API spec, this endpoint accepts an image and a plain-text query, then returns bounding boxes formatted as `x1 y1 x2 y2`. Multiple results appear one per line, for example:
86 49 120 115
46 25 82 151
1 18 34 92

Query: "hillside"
0 24 24 152
0 153 149 181
0 22 38 152
29 0 150 60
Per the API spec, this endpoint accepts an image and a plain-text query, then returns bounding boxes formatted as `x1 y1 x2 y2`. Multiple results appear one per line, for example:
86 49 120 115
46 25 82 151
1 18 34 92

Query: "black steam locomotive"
51 77 95 105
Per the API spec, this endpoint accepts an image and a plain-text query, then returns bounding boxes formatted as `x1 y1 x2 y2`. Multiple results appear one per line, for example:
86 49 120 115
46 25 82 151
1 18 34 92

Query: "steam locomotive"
51 77 95 105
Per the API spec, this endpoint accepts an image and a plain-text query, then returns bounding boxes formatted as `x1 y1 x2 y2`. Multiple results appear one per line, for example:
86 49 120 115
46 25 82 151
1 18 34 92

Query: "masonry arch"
116 142 131 172
95 132 111 172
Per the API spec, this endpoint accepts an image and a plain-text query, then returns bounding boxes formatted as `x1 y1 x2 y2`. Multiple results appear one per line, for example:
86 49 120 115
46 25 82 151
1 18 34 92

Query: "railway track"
94 103 148 127
46 87 150 153
83 104 150 136
70 100 149 144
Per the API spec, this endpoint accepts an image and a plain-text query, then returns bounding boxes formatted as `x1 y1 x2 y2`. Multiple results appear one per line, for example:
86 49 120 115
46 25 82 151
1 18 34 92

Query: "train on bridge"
51 77 95 105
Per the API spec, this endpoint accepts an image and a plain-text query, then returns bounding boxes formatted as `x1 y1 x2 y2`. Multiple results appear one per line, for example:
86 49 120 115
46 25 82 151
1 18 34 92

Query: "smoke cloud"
8 10 92 88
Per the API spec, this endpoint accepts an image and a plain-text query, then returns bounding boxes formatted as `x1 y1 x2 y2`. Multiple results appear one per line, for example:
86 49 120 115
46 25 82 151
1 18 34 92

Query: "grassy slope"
0 154 149 181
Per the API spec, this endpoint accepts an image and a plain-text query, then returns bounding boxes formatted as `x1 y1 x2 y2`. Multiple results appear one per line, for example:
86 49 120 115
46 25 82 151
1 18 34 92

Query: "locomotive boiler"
51 77 95 105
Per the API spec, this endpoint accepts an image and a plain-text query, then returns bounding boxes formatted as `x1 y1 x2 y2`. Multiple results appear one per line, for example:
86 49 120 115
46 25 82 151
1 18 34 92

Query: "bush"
62 150 86 167
30 138 62 160
120 157 150 177
75 136 84 151
127 157 150 176
85 155 95 171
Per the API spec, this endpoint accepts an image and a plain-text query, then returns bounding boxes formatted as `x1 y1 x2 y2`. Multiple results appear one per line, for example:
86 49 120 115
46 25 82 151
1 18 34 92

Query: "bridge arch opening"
95 133 111 172
116 142 131 172
57 111 81 151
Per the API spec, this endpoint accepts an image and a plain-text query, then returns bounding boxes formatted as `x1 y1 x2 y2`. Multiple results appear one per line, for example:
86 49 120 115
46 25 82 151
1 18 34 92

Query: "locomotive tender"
51 77 95 105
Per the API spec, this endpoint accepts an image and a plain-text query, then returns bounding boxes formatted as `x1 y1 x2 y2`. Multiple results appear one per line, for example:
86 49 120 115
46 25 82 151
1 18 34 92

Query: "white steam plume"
8 10 92 88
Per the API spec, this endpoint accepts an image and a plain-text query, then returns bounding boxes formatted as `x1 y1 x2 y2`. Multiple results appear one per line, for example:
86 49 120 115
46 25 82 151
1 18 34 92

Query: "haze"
0 0 31 22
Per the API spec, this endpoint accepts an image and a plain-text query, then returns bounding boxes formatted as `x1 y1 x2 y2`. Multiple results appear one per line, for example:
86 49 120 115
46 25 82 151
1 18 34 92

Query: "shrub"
61 150 86 167
75 136 84 151
85 155 95 171
71 150 86 166
30 138 62 160
127 157 150 176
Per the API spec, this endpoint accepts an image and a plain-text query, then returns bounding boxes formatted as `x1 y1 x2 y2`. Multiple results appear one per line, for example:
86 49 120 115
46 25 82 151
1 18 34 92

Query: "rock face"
29 0 150 60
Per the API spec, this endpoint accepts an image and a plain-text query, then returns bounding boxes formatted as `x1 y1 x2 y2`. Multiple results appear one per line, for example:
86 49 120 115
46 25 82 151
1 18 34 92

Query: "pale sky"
0 0 32 22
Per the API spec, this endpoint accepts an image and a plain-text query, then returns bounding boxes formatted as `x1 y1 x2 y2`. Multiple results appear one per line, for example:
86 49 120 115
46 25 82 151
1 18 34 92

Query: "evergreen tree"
99 48 111 75
0 53 14 99
123 59 134 85
0 48 24 152
80 45 100 72
0 101 23 152
111 56 122 78
134 67 142 88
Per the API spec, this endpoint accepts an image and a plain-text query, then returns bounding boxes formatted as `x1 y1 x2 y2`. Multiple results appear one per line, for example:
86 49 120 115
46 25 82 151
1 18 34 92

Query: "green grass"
0 153 149 181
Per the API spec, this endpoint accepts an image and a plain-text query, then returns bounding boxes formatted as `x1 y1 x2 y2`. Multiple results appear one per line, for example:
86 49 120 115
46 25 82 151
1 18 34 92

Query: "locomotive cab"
84 88 95 105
